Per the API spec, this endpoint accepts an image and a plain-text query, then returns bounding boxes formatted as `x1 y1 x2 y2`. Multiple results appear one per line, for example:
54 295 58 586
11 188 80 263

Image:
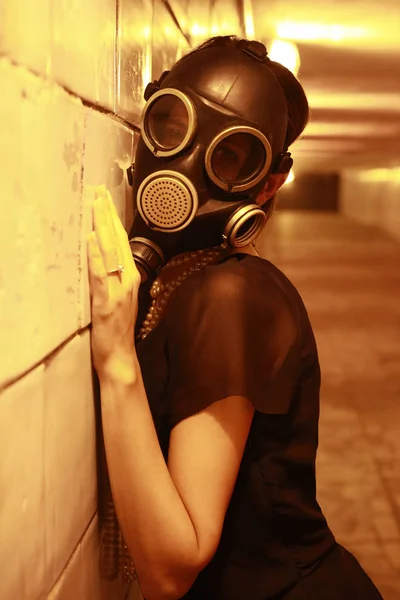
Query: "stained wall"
0 0 244 598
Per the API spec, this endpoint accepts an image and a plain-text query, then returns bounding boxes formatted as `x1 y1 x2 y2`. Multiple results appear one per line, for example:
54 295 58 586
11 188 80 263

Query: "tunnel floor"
257 211 400 600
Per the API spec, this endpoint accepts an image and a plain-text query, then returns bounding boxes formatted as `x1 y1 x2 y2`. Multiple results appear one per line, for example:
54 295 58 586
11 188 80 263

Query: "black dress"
136 253 383 600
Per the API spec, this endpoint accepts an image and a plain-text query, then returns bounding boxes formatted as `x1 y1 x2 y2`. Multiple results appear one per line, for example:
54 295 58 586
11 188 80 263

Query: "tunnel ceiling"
251 0 400 174
166 0 400 174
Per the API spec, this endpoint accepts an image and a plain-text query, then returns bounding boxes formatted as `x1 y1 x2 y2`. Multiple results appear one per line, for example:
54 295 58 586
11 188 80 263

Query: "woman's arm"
88 189 254 599
99 358 254 600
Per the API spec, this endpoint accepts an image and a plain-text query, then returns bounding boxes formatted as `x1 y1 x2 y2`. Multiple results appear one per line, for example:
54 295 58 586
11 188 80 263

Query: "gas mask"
128 41 294 282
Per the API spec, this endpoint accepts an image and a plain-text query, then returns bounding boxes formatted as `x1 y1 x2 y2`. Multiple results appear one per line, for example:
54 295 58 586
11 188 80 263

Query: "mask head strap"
144 70 170 100
242 40 269 62
241 41 293 175
271 151 293 174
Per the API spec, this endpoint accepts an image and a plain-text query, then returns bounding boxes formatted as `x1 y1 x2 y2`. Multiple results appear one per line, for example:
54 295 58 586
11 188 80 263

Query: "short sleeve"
164 259 301 429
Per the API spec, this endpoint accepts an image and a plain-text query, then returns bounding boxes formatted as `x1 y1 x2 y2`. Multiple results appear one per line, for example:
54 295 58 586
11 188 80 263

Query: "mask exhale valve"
223 205 267 248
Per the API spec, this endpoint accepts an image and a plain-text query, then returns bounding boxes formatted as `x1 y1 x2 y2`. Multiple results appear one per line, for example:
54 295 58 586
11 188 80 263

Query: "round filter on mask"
137 170 199 232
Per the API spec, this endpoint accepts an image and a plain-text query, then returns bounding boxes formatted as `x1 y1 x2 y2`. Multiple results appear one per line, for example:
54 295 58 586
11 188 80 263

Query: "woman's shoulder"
179 253 302 303
169 253 304 327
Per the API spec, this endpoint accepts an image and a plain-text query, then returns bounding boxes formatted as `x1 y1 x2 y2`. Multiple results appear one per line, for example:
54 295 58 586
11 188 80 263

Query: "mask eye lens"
146 95 189 150
211 132 266 184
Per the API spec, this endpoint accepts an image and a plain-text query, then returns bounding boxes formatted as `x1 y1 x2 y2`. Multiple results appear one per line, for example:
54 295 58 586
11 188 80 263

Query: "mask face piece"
128 43 291 281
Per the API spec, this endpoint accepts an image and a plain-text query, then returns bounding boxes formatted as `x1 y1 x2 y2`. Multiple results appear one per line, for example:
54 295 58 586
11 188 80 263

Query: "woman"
88 37 383 600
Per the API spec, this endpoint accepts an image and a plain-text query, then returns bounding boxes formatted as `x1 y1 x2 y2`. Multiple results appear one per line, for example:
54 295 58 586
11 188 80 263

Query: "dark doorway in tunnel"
277 172 340 211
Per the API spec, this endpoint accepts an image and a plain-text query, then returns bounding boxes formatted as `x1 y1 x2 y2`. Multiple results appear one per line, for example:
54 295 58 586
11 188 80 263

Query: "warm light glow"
190 23 208 38
284 170 295 185
176 38 190 62
143 26 151 41
143 46 152 91
269 40 300 75
276 21 367 43
293 139 364 153
243 0 255 38
358 168 400 183
304 121 398 138
306 92 400 112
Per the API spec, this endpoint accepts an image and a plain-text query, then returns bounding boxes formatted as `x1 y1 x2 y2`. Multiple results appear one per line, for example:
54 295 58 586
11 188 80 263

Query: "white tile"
151 0 189 84
44 331 97 584
0 367 48 600
167 0 211 46
116 0 189 124
79 109 134 328
127 132 140 236
0 0 51 76
210 0 244 36
117 0 153 125
24 85 85 350
0 60 85 387
51 0 116 111
81 516 101 600
0 60 49 387
47 543 83 600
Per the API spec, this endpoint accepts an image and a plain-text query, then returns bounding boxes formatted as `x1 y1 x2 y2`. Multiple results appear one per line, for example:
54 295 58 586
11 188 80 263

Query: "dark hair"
175 35 309 151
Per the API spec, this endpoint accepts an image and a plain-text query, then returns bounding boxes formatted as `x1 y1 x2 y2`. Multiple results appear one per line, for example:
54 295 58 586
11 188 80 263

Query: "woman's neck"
170 242 260 266
224 243 260 258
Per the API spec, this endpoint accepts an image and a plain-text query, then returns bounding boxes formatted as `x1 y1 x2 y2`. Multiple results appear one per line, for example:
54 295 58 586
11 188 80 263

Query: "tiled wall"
340 169 400 241
0 1 244 599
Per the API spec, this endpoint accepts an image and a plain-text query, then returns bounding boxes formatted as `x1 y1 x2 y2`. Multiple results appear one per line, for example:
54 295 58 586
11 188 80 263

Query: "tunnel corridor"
257 211 400 600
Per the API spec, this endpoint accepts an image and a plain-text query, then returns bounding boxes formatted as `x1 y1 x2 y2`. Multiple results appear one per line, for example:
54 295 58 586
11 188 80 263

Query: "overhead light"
269 39 300 75
276 21 367 43
358 168 400 183
306 91 400 112
304 121 399 138
293 139 364 152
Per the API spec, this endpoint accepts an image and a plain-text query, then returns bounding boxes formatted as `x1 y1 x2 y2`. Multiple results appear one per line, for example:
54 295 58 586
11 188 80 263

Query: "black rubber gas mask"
128 41 293 281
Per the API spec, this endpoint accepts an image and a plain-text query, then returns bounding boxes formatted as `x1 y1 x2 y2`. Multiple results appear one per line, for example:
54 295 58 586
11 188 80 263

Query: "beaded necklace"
138 246 224 340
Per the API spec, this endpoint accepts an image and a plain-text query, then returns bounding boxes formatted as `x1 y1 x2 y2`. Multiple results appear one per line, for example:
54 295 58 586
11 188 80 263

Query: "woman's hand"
87 186 141 379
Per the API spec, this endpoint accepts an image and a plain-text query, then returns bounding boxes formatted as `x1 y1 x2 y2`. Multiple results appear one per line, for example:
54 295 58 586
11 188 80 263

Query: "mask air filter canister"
137 170 199 232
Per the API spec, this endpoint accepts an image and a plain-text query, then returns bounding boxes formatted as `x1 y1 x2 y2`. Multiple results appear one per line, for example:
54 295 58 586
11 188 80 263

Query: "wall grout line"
115 0 120 116
0 52 140 135
77 118 87 330
0 325 91 394
46 511 98 597
0 48 141 395
161 0 191 45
